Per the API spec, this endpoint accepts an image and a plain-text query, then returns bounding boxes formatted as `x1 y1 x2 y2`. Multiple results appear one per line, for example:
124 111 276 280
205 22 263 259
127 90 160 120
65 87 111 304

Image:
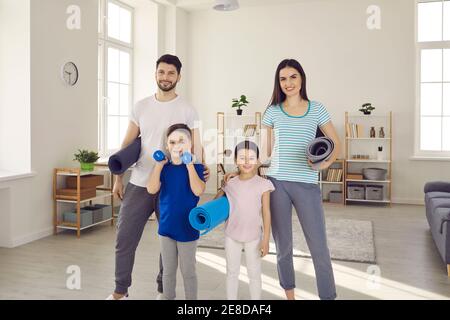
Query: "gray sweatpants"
115 183 163 294
159 235 198 300
268 177 337 300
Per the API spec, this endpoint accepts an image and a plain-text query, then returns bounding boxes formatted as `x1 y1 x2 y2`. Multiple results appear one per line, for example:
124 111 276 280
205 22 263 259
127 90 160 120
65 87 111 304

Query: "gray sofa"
424 181 450 277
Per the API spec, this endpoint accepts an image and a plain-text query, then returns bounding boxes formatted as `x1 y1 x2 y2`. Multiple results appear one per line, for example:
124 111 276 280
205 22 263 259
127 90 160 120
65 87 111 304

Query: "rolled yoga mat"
108 137 141 175
189 196 230 235
306 136 334 170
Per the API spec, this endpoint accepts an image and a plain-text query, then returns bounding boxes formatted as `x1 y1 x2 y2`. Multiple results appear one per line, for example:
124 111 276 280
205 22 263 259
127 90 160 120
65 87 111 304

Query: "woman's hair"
234 140 259 161
156 54 182 74
267 58 309 108
166 123 192 139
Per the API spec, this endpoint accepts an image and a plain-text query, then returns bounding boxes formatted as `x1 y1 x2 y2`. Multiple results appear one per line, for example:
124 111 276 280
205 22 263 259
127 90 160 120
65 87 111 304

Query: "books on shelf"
243 124 257 137
325 168 343 182
346 122 364 138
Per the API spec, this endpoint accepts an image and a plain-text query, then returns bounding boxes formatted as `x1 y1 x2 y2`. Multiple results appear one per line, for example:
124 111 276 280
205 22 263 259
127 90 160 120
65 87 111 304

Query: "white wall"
156 3 189 97
125 0 159 103
0 0 98 248
186 0 450 200
0 0 31 173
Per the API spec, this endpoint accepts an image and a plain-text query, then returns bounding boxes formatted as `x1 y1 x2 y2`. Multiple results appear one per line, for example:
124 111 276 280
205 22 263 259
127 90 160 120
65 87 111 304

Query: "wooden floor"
0 195 449 300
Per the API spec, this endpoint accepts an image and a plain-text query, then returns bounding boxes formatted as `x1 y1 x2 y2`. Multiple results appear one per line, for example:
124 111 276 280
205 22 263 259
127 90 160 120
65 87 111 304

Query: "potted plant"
73 149 100 171
231 95 249 115
359 103 375 115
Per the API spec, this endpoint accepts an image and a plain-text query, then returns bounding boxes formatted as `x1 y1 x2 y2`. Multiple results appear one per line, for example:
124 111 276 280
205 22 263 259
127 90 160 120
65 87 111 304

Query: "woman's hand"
307 158 332 171
260 240 270 257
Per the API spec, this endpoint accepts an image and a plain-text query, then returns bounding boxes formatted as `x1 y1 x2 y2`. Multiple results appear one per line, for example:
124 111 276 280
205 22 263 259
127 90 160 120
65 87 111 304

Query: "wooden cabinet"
53 167 114 237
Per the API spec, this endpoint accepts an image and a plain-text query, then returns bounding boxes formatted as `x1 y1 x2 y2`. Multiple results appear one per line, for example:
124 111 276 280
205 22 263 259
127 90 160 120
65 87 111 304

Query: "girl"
215 140 274 300
147 123 205 300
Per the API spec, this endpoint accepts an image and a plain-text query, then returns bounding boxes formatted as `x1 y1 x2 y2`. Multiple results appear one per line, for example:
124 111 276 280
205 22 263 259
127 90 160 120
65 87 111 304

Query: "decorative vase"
236 109 243 116
377 151 383 161
370 127 376 138
379 127 385 138
80 162 95 171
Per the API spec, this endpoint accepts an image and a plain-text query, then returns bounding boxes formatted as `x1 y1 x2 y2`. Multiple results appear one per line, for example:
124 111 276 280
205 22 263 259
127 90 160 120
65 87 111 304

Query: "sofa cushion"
427 197 450 227
429 197 450 212
425 192 450 211
433 207 450 234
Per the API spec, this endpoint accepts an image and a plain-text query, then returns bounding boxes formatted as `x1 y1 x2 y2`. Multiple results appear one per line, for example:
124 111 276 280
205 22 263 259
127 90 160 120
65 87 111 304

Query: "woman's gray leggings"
268 177 337 300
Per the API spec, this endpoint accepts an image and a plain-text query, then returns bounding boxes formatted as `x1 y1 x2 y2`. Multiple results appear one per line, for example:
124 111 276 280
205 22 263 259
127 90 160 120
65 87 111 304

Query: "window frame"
98 0 134 157
414 0 450 159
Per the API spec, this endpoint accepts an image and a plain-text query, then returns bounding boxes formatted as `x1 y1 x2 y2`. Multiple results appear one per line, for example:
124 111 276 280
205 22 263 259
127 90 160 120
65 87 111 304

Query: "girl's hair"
166 123 192 139
267 58 309 108
234 140 259 161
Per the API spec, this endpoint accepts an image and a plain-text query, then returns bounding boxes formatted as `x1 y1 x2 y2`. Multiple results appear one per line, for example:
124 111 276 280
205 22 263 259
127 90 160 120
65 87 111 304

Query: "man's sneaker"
106 293 129 300
156 293 166 300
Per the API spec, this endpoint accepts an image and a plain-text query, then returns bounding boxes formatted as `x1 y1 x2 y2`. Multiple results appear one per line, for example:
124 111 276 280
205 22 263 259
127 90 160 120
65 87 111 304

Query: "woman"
262 59 340 300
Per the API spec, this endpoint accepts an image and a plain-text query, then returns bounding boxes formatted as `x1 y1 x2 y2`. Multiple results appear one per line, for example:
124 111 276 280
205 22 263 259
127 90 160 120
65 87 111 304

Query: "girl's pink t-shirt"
222 175 275 242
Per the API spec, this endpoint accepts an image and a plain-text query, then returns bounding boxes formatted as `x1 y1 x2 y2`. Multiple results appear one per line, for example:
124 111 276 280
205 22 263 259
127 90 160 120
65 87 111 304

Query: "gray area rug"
197 216 376 264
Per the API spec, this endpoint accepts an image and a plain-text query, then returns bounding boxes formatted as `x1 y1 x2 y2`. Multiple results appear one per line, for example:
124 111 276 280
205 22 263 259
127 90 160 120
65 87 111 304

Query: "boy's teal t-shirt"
158 162 204 242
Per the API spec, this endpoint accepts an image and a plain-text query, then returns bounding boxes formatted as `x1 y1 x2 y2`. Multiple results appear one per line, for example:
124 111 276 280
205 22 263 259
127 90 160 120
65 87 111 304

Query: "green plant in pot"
359 103 375 115
232 95 249 115
73 149 100 171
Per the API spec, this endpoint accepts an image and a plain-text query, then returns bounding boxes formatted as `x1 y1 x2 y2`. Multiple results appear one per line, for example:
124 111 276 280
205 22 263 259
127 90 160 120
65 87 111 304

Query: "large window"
416 0 450 156
98 0 133 156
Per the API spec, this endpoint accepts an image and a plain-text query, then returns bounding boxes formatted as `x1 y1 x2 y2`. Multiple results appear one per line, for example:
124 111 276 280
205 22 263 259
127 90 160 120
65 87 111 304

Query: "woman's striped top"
262 100 331 184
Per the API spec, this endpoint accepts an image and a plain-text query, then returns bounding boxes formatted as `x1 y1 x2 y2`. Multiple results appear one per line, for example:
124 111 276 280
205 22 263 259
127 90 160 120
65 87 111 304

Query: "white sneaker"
156 293 166 300
106 293 129 300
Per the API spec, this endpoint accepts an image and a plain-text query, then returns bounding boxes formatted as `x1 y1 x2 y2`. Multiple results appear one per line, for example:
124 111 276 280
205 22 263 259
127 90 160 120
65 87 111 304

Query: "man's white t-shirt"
128 94 199 187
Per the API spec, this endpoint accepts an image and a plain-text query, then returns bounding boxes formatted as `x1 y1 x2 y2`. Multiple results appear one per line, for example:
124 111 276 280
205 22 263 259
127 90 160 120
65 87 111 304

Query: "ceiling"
153 0 309 12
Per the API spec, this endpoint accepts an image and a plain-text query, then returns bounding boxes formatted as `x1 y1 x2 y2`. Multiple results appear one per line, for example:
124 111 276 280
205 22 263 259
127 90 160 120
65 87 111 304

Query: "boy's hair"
234 140 259 160
156 54 182 74
166 123 192 139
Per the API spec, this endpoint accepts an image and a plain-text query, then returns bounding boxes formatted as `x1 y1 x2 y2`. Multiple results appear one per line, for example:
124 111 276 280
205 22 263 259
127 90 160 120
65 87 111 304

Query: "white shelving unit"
345 111 393 205
319 159 345 204
216 112 261 191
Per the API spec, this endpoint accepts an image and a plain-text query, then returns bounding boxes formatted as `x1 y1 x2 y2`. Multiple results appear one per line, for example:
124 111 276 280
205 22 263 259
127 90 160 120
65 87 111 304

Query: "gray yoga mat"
307 136 334 170
108 137 141 174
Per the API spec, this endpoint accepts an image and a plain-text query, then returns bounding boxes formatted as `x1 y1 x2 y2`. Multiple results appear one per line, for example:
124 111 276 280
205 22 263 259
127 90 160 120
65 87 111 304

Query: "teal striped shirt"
262 100 331 184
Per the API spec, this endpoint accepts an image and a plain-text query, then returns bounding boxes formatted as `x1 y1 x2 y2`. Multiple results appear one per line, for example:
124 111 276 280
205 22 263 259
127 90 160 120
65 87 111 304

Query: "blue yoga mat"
306 136 334 170
189 196 230 235
108 137 141 175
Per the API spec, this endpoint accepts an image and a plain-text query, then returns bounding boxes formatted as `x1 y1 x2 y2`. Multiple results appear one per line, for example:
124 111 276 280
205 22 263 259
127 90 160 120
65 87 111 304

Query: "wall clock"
61 61 79 86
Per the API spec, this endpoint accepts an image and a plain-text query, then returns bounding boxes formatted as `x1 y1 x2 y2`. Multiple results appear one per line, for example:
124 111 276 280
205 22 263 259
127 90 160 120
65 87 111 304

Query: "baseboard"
8 227 54 248
391 198 424 205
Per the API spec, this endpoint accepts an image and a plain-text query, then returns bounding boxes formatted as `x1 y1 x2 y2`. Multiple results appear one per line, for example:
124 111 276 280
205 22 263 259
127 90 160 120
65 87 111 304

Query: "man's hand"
113 179 124 200
223 172 239 187
203 164 210 182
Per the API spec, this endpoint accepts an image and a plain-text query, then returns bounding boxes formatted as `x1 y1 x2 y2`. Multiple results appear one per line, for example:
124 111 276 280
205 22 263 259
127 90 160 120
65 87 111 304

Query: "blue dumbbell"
153 150 166 162
181 152 193 164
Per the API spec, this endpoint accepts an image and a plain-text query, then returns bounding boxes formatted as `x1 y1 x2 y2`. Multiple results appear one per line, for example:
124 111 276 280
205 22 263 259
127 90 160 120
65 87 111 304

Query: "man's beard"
157 80 177 92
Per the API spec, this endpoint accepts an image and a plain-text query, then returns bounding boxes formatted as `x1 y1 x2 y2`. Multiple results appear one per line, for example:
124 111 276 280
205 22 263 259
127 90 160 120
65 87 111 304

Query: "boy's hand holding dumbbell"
153 150 168 168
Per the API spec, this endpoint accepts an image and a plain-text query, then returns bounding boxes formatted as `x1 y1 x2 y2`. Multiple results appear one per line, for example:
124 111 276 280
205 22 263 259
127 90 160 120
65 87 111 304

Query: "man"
106 54 210 300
